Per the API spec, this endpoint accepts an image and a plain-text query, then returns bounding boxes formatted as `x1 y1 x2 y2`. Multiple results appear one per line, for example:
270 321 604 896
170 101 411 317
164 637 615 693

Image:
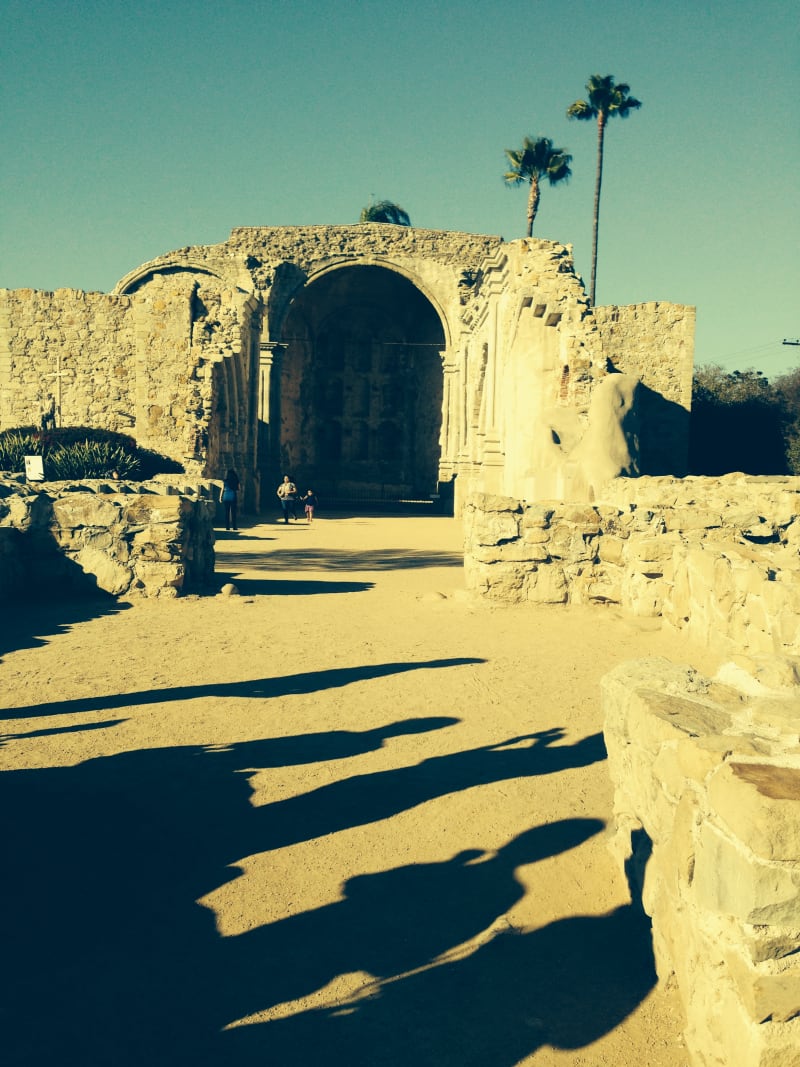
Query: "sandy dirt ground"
0 511 724 1066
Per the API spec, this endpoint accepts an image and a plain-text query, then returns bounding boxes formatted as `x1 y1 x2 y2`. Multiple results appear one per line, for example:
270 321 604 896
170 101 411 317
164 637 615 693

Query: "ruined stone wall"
0 288 136 430
593 302 695 407
116 226 502 354
2 227 698 515
602 657 800 1067
463 476 800 664
227 224 501 273
593 303 696 475
0 279 262 504
0 475 216 598
452 242 696 508
130 277 194 455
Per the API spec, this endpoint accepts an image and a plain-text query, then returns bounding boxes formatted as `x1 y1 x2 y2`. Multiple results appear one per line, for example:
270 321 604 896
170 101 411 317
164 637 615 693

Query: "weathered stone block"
471 541 546 564
728 948 800 1024
559 504 601 531
520 526 550 545
122 495 189 524
469 510 520 546
548 524 596 563
467 493 521 514
621 569 665 616
693 821 800 925
597 535 625 565
132 559 185 597
570 565 621 604
526 564 567 604
74 545 132 596
708 761 800 862
623 534 676 563
521 504 554 529
51 499 122 533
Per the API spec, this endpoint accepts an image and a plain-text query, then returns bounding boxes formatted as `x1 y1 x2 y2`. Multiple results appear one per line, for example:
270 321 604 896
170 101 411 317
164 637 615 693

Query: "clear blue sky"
2 0 798 378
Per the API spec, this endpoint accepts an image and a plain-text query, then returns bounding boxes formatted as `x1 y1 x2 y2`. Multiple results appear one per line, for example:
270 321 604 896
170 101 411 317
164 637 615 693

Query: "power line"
705 340 783 362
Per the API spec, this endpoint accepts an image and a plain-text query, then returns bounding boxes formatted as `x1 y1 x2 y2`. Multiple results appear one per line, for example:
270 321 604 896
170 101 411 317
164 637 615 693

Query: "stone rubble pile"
602 657 800 1067
0 475 216 599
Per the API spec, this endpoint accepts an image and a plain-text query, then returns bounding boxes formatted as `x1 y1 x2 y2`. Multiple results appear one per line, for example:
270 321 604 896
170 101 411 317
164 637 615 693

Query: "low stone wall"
463 475 800 666
0 475 216 599
602 657 800 1067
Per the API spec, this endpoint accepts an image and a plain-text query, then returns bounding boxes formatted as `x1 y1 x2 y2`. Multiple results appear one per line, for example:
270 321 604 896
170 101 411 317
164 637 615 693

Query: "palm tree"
567 74 642 305
359 200 411 225
503 136 572 238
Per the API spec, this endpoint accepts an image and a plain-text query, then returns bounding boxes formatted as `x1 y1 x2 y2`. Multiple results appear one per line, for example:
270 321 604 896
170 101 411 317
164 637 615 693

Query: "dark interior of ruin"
276 266 446 506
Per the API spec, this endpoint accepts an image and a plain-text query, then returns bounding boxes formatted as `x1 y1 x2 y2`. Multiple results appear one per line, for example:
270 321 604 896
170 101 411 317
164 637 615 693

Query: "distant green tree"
567 74 642 305
503 135 572 237
689 365 793 475
775 367 800 473
359 201 411 225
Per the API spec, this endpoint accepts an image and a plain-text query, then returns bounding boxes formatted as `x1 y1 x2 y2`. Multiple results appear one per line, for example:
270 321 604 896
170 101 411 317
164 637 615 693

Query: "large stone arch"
0 225 695 516
114 260 226 296
263 263 448 504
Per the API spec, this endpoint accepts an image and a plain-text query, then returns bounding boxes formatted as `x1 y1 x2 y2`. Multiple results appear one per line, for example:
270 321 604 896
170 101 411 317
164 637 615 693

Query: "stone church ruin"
0 224 695 512
2 226 798 1067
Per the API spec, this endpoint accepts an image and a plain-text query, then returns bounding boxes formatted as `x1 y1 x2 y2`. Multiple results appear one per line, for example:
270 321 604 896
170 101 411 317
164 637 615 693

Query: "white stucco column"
479 287 505 491
438 348 459 479
258 341 285 424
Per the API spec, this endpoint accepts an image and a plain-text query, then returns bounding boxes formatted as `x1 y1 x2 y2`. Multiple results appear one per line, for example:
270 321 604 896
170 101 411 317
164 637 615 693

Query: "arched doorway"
274 265 447 505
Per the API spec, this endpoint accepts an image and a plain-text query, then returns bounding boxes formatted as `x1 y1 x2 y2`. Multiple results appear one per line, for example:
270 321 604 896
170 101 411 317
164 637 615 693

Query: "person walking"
302 489 318 523
221 469 240 531
277 475 298 523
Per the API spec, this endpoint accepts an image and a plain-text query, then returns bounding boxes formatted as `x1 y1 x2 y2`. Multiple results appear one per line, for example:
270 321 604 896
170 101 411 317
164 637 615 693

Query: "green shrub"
0 426 184 480
0 429 38 472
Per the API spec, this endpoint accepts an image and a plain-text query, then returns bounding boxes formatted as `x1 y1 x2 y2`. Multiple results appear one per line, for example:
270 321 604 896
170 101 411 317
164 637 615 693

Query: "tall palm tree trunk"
589 113 606 305
526 176 541 238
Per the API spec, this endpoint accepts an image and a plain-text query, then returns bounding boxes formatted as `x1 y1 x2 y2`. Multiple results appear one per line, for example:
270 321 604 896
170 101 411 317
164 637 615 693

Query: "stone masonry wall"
594 303 695 475
0 288 136 430
463 476 800 665
0 475 216 599
602 657 800 1067
593 302 695 408
2 227 697 513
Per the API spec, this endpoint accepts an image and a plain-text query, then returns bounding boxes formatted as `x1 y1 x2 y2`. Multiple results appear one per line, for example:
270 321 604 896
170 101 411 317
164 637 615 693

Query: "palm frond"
567 99 594 120
359 200 411 225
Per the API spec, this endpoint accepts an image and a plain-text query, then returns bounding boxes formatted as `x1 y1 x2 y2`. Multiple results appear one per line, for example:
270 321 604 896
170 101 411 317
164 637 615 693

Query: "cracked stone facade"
0 225 694 512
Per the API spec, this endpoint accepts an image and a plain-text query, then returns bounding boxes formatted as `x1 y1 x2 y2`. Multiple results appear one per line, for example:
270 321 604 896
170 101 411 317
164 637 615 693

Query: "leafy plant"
0 426 184 480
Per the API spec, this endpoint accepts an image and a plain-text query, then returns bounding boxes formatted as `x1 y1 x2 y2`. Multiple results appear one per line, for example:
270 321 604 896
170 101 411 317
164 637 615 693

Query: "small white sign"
24 455 45 481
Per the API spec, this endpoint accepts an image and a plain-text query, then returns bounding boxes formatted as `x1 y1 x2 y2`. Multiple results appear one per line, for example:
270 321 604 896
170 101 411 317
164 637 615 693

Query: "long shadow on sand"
218 547 464 573
213 574 375 596
0 722 632 1066
235 895 657 1066
0 657 482 720
0 593 128 661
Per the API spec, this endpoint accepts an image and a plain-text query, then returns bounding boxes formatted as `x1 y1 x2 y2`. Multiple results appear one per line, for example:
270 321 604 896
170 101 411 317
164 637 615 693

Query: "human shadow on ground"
233 894 658 1066
1 720 624 1066
0 594 128 661
216 817 605 1022
0 657 482 720
212 573 375 596
245 728 607 852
